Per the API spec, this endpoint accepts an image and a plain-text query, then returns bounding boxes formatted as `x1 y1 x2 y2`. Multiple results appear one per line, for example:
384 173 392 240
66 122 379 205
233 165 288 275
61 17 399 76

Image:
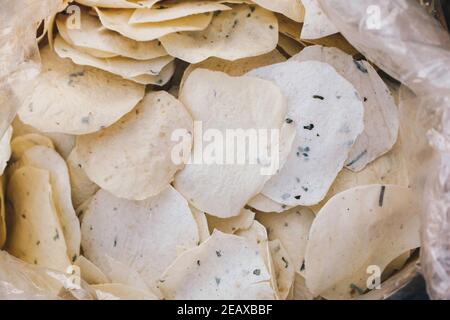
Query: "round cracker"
18 46 145 135
6 166 71 272
81 186 199 294
76 91 193 200
56 9 167 60
248 60 365 206
159 230 274 299
160 4 279 63
95 7 213 41
130 1 232 23
305 185 421 299
54 35 174 80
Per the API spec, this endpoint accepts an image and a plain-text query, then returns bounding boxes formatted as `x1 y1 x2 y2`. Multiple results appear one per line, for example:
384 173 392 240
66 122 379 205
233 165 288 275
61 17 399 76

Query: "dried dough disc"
130 1 232 23
76 91 193 200
81 187 199 294
18 46 145 135
293 45 399 172
160 4 278 63
159 231 273 299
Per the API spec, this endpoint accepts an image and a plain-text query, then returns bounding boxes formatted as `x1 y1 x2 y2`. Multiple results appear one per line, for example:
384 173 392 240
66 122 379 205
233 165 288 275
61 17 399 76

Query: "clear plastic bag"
318 0 450 299
0 0 63 137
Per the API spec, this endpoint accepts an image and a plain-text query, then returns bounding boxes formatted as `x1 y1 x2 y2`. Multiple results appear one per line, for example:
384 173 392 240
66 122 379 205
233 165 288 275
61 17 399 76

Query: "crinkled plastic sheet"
318 0 450 299
0 251 94 300
0 0 63 137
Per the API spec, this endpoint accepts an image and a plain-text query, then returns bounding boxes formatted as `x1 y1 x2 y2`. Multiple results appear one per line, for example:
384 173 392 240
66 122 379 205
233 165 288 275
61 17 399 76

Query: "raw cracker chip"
15 146 81 262
207 208 255 234
0 176 6 248
54 35 174 80
174 69 291 218
76 0 159 8
95 7 213 41
180 49 286 88
160 4 278 63
305 185 421 299
277 33 304 57
74 255 110 285
76 91 193 200
18 46 145 135
248 60 364 206
251 0 304 22
191 206 211 243
6 166 70 272
159 230 274 299
81 187 199 294
293 45 399 172
300 0 338 40
257 207 315 273
56 9 167 60
130 1 232 23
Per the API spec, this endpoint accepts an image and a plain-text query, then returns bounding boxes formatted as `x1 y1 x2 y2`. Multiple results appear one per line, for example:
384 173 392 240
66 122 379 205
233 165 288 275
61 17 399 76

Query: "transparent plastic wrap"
0 0 63 137
0 251 95 300
318 0 450 299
